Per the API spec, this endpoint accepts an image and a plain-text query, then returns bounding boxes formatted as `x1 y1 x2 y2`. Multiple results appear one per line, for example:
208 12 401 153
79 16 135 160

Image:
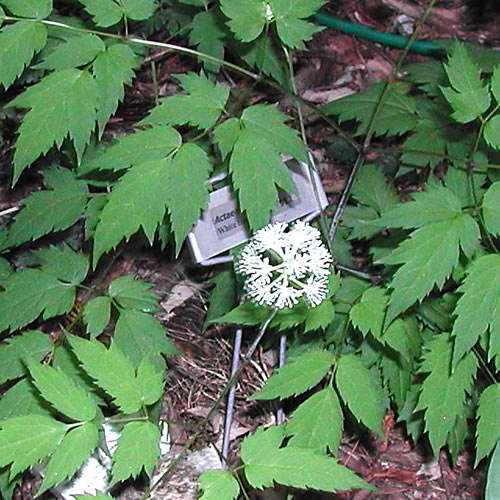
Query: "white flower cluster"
236 221 332 309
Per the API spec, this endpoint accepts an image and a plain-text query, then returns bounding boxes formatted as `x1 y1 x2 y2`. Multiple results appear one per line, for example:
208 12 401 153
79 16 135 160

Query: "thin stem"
0 206 19 217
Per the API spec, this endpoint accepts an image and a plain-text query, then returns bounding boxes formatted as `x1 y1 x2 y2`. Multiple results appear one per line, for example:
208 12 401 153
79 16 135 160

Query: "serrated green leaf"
241 426 285 461
204 270 237 329
0 415 67 477
0 378 52 420
93 43 140 136
141 73 229 130
189 11 225 73
268 0 324 49
486 440 500 500
109 275 160 312
198 470 240 500
476 384 500 466
286 387 343 454
303 299 335 332
212 299 269 326
84 296 111 339
416 334 477 454
350 287 387 338
445 164 486 209
34 245 89 284
1 0 51 18
10 68 98 182
452 254 500 365
84 196 107 240
0 331 52 384
114 309 177 366
252 350 334 400
0 21 47 89
352 164 398 214
35 33 104 69
68 335 143 413
78 0 123 27
244 446 372 492
38 422 99 495
483 182 500 234
83 125 181 172
335 354 384 434
3 168 88 249
383 317 421 363
166 143 211 252
135 356 165 406
0 257 12 284
28 362 97 421
121 0 157 20
0 269 75 333
219 0 267 42
378 214 480 323
341 205 379 240
377 186 461 229
111 421 160 483
230 128 295 230
440 42 490 123
213 117 240 159
322 82 417 137
379 353 411 411
484 115 500 151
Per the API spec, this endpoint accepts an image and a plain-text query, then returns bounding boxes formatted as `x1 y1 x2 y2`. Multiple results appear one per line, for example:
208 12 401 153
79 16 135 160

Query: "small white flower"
236 221 332 309
264 2 274 21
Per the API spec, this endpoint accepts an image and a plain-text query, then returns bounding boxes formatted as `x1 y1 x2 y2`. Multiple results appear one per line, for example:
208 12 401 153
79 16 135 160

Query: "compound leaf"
352 164 398 214
109 275 160 312
38 422 99 495
0 378 52 419
219 0 267 42
83 296 111 339
483 182 500 235
33 245 89 285
350 286 387 338
0 0 51 18
475 384 500 466
0 331 52 384
0 21 47 89
285 387 343 454
28 362 97 422
0 415 67 477
135 356 165 406
452 254 500 365
140 73 230 130
416 334 477 455
252 350 334 400
78 0 123 27
4 168 88 248
120 0 157 20
189 11 225 73
111 421 160 483
93 43 140 136
335 354 384 435
198 470 240 500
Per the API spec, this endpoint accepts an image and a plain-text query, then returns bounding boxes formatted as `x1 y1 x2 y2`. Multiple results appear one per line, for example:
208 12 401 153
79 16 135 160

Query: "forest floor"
3 0 500 499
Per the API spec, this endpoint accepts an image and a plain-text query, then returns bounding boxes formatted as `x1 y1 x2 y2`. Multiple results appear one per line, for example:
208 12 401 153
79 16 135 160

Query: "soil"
2 0 499 499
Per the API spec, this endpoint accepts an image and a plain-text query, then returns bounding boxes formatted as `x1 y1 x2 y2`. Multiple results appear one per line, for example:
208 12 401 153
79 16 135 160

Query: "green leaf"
303 299 335 332
3 168 88 248
68 335 143 413
445 164 486 209
83 296 111 338
0 0 52 18
84 196 107 240
243 446 372 492
204 270 238 328
114 309 177 366
0 415 67 477
38 422 99 495
78 0 123 27
285 387 343 454
268 0 324 49
135 356 165 406
212 300 269 326
198 470 240 500
440 42 490 123
34 245 89 284
484 115 500 151
377 186 462 229
165 143 212 253
0 21 47 89
383 317 421 363
0 269 75 333
335 354 384 434
189 11 225 73
483 182 500 235
93 43 140 136
452 254 500 365
379 353 411 411
140 73 230 130
378 214 480 323
109 275 160 312
352 164 398 214
111 421 160 483
476 384 500 466
0 331 52 384
322 82 417 137
219 0 267 42
486 441 500 500
0 378 52 419
76 495 114 500
10 68 98 181
416 334 477 455
252 350 334 400
350 287 387 338
120 0 157 20
28 362 97 421
35 33 105 69
82 126 181 172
